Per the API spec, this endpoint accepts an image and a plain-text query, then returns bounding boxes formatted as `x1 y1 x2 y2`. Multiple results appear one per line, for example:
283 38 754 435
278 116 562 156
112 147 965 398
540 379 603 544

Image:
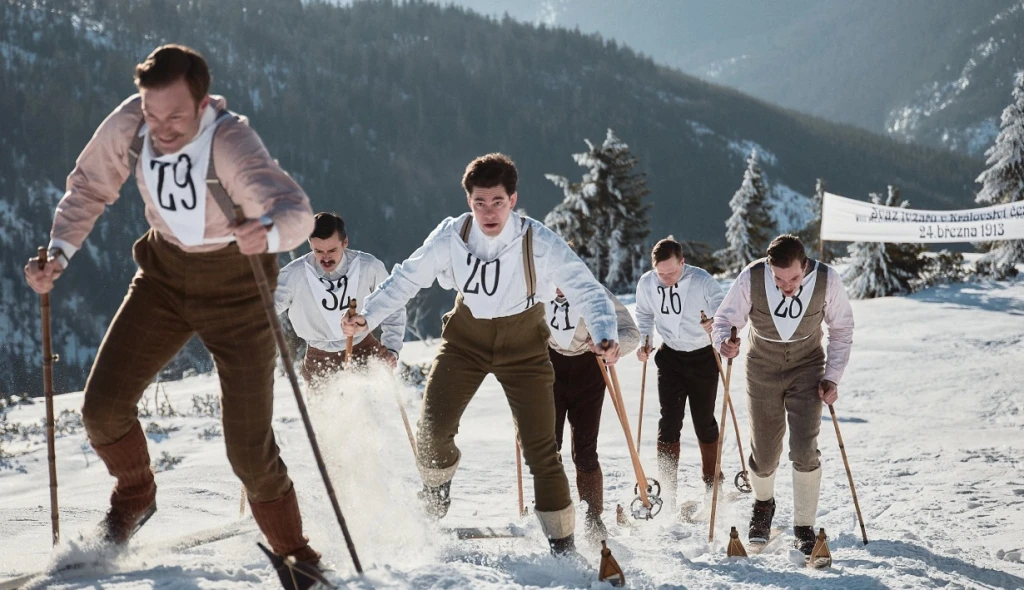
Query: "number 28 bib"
763 261 818 341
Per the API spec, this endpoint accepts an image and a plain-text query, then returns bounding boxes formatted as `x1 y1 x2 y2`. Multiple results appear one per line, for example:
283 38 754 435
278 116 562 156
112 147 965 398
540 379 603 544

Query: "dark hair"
766 234 807 267
310 212 347 241
134 44 211 105
651 236 684 267
462 153 518 196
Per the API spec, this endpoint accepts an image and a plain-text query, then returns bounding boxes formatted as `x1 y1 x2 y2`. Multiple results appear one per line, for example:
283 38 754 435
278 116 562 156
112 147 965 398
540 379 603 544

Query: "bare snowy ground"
1 279 1023 589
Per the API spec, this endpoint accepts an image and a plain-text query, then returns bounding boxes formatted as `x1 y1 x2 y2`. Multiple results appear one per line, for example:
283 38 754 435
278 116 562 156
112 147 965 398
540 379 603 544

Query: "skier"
634 237 726 514
275 211 405 391
546 284 639 544
23 45 323 577
713 234 854 555
341 153 620 556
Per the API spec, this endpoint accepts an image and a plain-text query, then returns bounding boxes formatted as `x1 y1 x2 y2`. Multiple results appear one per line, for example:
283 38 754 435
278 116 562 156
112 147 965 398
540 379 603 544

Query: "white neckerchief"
302 251 362 340
450 217 524 319
546 295 581 349
141 107 220 246
764 261 819 341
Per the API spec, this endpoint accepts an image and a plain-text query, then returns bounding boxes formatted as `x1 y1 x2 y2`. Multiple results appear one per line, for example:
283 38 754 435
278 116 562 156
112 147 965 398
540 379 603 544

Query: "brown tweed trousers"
81 229 293 502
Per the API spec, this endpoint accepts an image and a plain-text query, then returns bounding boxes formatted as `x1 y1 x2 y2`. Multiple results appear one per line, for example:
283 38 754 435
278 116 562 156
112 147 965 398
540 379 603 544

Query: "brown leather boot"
699 440 724 490
249 485 321 566
91 421 157 544
656 441 680 512
577 468 607 542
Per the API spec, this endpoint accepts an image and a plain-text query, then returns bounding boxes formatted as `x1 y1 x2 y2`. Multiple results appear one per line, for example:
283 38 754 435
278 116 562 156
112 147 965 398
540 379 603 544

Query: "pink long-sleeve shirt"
48 94 313 262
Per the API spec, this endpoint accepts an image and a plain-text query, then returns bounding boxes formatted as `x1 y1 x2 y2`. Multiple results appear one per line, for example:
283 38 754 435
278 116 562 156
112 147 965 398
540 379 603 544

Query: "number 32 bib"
303 258 362 340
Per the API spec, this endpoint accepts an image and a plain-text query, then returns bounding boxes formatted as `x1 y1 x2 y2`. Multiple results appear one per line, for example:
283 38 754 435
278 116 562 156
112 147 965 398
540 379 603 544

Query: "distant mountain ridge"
0 0 980 395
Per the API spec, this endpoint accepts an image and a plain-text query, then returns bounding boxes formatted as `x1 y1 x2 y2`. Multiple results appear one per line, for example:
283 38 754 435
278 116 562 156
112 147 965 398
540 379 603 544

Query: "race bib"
303 256 361 340
764 261 818 341
140 112 223 246
450 232 522 319
546 296 581 349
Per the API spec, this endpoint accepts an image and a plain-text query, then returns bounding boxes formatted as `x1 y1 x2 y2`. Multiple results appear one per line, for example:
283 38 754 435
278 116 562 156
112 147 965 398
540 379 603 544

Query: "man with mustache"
275 212 405 391
713 234 855 556
342 153 620 556
23 44 322 582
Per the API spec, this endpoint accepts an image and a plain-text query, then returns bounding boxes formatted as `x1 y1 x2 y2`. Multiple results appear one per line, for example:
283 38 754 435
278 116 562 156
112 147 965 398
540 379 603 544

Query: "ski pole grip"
347 298 357 318
600 338 609 350
38 246 47 270
730 326 738 342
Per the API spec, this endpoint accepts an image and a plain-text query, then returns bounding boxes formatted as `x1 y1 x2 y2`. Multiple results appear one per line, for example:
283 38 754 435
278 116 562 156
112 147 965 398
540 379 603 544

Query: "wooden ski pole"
829 404 868 545
393 383 417 459
344 299 356 368
515 437 527 516
709 327 737 543
595 347 652 512
701 311 750 492
37 247 60 546
635 335 650 449
236 211 362 574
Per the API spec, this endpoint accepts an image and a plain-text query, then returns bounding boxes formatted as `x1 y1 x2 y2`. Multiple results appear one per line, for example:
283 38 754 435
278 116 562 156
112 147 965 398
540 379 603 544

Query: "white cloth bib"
546 296 581 349
302 257 362 341
450 231 523 319
649 274 692 338
764 261 818 341
141 111 222 246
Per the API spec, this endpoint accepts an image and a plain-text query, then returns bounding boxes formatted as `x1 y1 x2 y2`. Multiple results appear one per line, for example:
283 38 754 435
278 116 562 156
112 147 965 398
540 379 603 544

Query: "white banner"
820 192 1024 243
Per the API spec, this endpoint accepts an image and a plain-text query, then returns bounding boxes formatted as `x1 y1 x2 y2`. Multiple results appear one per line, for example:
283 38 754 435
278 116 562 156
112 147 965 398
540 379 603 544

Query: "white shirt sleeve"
634 274 655 345
370 257 407 355
823 266 855 384
274 258 300 316
361 220 452 332
712 267 753 351
703 272 726 319
534 225 617 344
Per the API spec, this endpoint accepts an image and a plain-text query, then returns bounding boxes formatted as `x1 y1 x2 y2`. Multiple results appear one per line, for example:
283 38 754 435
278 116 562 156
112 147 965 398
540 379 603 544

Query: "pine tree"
719 149 775 274
544 128 651 292
798 178 840 263
844 187 926 298
974 72 1024 279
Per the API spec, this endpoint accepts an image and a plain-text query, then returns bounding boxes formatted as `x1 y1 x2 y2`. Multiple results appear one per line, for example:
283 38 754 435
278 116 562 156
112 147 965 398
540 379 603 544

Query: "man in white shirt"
713 234 854 555
635 237 726 514
275 212 405 391
342 153 620 556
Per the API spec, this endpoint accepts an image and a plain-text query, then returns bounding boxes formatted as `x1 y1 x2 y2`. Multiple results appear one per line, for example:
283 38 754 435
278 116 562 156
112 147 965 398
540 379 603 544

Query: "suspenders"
459 216 537 309
127 110 242 222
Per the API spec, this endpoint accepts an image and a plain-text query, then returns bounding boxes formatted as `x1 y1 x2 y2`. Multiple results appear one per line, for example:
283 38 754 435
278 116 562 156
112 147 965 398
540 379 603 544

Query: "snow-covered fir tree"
974 72 1024 279
798 178 839 262
544 129 651 291
844 186 926 298
718 149 775 273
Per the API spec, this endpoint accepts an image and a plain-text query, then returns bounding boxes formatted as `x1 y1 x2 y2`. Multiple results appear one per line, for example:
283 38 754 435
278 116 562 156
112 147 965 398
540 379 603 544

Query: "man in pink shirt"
23 45 320 577
713 234 854 556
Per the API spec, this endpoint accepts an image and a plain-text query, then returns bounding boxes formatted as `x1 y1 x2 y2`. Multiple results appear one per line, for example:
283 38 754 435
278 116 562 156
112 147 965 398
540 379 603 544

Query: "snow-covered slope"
1 279 1023 588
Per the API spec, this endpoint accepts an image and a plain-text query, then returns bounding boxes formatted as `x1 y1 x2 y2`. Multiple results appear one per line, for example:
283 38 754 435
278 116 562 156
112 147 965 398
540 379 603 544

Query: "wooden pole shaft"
38 247 60 546
702 312 749 486
515 438 526 516
829 404 869 545
709 326 737 543
636 336 650 449
596 357 651 509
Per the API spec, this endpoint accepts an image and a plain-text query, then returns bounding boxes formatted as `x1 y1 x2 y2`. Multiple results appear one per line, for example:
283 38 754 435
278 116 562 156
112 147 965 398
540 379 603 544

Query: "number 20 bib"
763 261 818 341
303 258 362 340
450 236 522 319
